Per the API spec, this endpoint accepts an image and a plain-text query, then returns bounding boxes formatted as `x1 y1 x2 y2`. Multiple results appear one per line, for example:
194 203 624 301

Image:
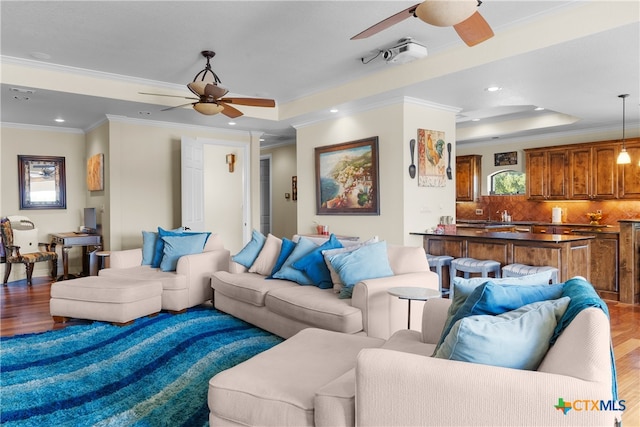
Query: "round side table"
387 287 442 329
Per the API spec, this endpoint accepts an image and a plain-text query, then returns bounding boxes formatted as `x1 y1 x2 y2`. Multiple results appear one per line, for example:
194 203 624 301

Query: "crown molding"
1 55 183 91
0 121 84 134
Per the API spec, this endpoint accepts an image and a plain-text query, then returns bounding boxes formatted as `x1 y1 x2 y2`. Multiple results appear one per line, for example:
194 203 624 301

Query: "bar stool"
502 263 559 284
426 254 453 296
450 257 501 290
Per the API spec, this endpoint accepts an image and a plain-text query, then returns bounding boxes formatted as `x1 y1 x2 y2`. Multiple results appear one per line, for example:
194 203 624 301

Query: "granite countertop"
411 230 596 243
456 219 620 233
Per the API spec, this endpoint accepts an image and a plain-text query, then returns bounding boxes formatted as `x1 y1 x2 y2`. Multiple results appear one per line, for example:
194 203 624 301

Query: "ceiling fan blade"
140 92 198 100
453 11 494 47
351 3 420 40
161 102 194 111
220 97 276 108
219 102 244 119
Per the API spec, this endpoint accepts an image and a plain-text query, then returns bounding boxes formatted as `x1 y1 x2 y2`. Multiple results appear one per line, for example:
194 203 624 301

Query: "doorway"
260 155 272 235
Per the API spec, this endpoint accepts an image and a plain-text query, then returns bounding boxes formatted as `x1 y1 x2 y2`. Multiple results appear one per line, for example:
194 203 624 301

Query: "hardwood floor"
1 278 639 425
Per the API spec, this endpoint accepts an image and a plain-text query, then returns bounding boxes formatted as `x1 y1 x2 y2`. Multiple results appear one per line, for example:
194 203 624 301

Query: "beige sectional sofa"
99 234 229 312
209 296 619 426
211 236 439 340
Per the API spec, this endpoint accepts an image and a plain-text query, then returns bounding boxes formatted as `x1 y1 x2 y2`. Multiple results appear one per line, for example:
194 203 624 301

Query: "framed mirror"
18 155 67 209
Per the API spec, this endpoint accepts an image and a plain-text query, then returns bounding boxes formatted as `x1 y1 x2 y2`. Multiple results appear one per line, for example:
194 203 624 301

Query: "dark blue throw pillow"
292 234 343 288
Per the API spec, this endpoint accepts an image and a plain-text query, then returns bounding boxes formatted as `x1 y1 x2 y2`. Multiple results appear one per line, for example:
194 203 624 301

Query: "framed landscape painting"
315 137 379 215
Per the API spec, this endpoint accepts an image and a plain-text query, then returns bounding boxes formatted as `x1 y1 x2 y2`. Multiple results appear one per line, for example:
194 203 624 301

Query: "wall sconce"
226 154 236 173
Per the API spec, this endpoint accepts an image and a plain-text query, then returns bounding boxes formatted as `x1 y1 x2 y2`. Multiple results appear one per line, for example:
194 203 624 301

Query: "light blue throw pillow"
292 234 343 289
436 281 564 352
269 238 296 278
232 230 266 269
141 231 157 265
152 227 185 268
328 240 394 299
272 237 318 285
434 296 570 370
159 233 209 272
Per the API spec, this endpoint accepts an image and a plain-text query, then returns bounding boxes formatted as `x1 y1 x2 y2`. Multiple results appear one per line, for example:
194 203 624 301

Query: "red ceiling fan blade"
351 3 420 40
453 11 494 46
220 97 276 108
219 102 244 118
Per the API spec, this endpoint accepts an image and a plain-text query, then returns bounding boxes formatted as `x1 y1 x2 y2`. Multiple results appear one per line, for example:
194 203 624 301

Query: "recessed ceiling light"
228 121 236 126
330 108 339 113
259 138 265 142
485 86 502 92
54 118 65 123
471 118 481 122
534 107 545 111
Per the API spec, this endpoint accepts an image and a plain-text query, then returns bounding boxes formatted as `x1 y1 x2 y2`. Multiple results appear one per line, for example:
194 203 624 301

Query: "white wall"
204 144 244 254
1 125 86 280
295 98 457 246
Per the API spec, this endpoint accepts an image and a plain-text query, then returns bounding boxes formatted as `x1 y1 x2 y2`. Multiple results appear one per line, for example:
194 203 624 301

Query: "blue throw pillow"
434 297 570 370
141 231 158 265
292 234 343 289
232 230 266 269
151 227 185 268
272 237 318 285
436 281 564 352
328 241 394 299
269 238 296 278
159 233 209 272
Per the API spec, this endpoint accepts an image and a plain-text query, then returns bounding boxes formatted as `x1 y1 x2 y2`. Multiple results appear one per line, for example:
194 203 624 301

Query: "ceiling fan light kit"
351 0 493 47
141 50 275 119
415 0 477 27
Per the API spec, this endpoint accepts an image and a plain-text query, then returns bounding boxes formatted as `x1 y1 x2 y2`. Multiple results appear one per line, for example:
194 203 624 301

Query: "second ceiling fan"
352 0 494 47
141 50 275 118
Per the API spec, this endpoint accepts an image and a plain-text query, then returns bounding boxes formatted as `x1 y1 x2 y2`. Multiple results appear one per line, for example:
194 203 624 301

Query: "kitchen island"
412 230 594 284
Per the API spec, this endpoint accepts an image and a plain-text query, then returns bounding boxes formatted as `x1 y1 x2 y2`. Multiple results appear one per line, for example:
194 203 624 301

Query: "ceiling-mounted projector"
383 38 428 64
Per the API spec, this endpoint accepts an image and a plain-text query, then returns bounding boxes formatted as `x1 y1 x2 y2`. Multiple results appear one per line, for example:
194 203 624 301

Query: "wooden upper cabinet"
619 140 640 199
528 138 639 200
569 144 618 199
456 155 481 201
525 149 567 200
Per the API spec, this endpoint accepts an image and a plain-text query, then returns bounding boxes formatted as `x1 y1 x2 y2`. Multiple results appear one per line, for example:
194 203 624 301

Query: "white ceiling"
1 1 639 147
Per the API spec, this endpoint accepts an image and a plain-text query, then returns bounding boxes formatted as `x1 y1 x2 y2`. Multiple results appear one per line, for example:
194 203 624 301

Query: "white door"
181 137 251 253
181 137 204 231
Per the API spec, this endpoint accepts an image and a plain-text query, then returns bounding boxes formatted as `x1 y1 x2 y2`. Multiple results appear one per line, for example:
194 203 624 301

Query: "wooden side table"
387 287 442 329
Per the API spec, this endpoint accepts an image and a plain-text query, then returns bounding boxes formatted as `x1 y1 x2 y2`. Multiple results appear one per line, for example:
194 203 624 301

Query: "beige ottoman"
50 276 162 325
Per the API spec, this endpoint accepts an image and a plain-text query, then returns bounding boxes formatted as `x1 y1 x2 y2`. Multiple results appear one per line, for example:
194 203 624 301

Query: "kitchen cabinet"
525 148 568 200
571 230 619 300
526 138 640 200
532 225 574 235
456 155 481 202
569 145 618 199
619 140 640 199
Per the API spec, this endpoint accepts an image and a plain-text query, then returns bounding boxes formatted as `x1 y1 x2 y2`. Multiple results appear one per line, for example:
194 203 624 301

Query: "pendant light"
616 94 631 165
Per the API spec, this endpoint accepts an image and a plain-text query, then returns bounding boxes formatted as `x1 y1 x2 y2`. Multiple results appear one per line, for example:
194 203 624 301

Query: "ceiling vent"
383 38 428 64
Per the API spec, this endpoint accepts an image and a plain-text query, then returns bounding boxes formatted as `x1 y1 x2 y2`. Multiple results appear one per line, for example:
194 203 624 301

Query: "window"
490 170 525 195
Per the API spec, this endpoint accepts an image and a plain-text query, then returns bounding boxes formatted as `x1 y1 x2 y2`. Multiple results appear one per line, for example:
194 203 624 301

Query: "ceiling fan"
351 0 494 47
140 50 275 118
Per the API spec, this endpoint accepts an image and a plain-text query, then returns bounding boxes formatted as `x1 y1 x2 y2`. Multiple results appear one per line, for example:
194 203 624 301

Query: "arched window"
489 170 526 195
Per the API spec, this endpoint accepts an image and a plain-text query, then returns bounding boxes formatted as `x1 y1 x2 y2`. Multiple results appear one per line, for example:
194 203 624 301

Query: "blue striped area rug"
1 308 283 426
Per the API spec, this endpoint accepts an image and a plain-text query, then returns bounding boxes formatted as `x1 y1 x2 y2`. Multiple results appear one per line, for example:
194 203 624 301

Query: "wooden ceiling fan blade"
453 11 494 47
140 92 198 100
220 97 276 108
161 102 194 111
351 3 420 40
220 102 244 118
